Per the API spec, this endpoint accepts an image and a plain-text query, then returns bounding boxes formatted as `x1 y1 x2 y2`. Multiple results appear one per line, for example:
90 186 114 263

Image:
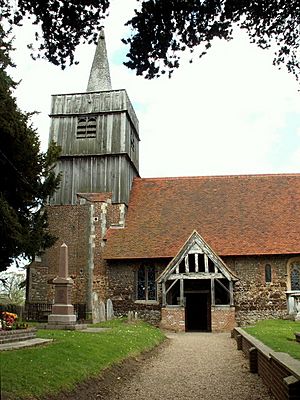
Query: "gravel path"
108 332 274 400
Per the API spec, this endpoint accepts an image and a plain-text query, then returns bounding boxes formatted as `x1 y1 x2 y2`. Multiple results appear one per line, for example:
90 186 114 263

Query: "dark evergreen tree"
0 26 61 271
0 0 299 80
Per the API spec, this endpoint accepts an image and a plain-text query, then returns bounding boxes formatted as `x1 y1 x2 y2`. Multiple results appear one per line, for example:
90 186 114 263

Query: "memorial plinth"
47 243 77 329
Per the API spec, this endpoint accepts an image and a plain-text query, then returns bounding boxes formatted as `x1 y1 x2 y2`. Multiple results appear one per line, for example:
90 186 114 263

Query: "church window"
76 116 97 138
137 265 156 301
290 262 300 291
265 264 272 284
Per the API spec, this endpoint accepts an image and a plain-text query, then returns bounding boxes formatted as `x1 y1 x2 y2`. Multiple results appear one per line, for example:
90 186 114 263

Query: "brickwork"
225 255 289 326
233 328 300 400
28 204 91 305
160 307 185 332
27 265 49 302
160 306 236 332
0 328 37 344
211 306 236 332
27 195 127 319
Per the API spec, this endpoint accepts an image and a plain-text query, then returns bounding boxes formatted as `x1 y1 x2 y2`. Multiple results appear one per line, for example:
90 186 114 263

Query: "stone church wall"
27 198 297 327
224 255 289 326
106 255 293 327
107 259 167 325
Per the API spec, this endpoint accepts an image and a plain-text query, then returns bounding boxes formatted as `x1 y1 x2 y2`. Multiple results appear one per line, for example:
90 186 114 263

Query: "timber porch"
159 231 238 332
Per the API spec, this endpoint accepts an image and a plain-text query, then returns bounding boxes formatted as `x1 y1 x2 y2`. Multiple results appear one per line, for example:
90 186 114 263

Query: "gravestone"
127 311 138 322
99 301 106 322
106 299 114 320
47 243 77 328
92 292 106 323
92 292 100 323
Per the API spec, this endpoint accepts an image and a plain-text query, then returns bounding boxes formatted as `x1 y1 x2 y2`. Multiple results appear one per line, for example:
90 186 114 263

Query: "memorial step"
0 328 37 344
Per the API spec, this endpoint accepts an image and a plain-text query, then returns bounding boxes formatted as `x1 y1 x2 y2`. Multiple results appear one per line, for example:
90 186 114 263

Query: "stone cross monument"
48 243 77 328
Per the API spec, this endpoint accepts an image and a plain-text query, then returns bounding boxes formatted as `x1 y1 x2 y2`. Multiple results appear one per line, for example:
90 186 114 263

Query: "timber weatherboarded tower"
49 31 140 205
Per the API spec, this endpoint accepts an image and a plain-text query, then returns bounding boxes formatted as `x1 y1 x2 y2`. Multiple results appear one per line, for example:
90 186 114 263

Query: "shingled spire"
87 30 112 91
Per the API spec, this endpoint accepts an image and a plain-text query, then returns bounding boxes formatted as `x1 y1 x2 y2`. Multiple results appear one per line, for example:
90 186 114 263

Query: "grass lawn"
244 319 300 360
1 319 165 399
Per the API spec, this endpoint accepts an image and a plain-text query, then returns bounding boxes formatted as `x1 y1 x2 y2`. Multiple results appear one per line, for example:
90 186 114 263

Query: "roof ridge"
134 172 300 182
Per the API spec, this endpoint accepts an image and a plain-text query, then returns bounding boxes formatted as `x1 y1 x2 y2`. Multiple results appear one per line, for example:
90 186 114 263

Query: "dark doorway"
185 292 211 332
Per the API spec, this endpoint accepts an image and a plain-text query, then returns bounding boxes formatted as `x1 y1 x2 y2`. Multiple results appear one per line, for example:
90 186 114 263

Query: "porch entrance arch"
158 231 238 332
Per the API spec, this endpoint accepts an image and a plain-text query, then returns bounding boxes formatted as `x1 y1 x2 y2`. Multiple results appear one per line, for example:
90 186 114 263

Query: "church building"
26 33 300 332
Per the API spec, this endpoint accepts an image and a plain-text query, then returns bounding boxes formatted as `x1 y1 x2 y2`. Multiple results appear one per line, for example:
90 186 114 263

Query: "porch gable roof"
157 230 238 283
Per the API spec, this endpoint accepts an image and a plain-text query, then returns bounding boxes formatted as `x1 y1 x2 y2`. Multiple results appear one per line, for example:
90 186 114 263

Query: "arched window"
290 262 300 291
137 265 156 301
265 264 272 284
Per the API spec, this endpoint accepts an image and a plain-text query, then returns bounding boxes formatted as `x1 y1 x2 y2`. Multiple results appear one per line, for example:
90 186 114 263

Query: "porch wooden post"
211 278 215 306
195 254 199 272
229 280 234 306
162 281 167 307
185 256 189 273
180 278 184 306
204 254 209 273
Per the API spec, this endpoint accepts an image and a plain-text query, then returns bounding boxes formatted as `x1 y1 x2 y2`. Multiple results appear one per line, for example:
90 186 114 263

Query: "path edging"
232 327 300 400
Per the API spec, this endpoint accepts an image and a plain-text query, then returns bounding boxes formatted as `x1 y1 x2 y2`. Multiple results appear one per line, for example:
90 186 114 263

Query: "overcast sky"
11 0 300 178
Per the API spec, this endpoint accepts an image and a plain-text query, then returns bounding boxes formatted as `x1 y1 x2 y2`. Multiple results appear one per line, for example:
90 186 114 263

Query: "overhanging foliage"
0 26 61 271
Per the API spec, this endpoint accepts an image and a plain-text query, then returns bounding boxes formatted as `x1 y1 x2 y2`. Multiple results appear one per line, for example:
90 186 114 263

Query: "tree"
0 0 110 69
123 0 300 79
0 26 61 271
0 267 26 305
0 1 299 80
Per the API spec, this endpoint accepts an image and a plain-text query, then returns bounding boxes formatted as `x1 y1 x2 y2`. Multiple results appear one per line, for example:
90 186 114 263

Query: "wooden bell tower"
49 31 140 205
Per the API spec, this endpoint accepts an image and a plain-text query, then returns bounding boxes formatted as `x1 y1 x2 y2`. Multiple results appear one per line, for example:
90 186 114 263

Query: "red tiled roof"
104 174 300 259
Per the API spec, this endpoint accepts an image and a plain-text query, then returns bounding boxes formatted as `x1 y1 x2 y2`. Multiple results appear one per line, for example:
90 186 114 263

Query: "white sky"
11 0 300 178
